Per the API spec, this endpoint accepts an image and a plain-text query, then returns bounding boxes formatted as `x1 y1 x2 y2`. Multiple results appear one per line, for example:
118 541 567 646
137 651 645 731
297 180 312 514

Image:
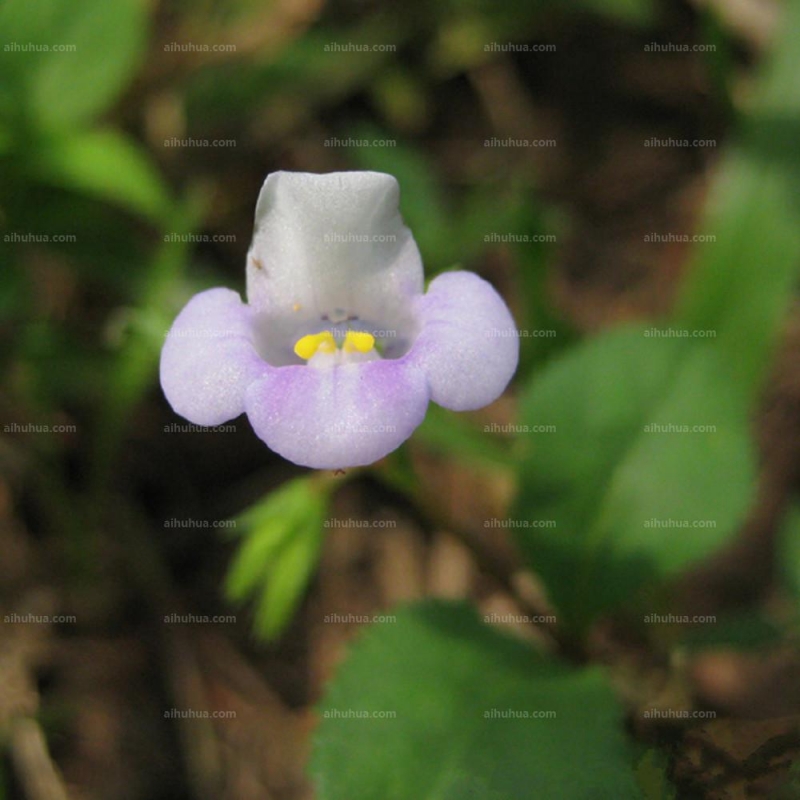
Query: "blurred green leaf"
414 404 511 469
774 757 800 799
0 177 159 298
225 477 332 640
252 517 323 639
697 6 737 114
30 129 172 223
91 196 202 487
428 0 656 45
514 5 800 632
677 612 784 653
226 477 323 600
0 262 27 323
350 125 526 274
572 0 654 25
15 321 109 410
185 22 407 135
312 601 642 799
370 67 429 131
507 203 575 376
777 504 800 607
0 0 146 132
635 749 676 800
675 0 800 403
515 328 755 630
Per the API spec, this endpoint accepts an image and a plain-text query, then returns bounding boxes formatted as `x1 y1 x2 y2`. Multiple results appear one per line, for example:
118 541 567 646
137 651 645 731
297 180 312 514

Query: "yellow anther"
343 331 375 354
294 331 336 360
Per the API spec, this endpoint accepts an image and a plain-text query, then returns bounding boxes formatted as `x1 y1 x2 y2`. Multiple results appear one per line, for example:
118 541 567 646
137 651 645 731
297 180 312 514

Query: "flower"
160 171 518 469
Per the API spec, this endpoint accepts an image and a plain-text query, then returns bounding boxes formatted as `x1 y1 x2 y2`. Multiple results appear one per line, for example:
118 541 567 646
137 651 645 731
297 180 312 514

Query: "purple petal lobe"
244 360 430 469
408 271 519 411
160 288 269 426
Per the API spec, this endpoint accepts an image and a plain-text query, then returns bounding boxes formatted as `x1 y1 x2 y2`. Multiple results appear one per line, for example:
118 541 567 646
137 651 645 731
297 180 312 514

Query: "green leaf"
509 203 576 377
0 261 27 323
572 0 654 25
312 600 642 799
225 477 331 640
225 515 296 604
774 757 800 799
512 0 800 634
635 749 676 800
29 129 173 222
777 504 800 606
414 404 511 469
90 197 201 487
225 478 323 601
252 519 323 639
514 327 755 630
675 0 800 403
0 0 146 132
677 612 784 652
184 22 406 137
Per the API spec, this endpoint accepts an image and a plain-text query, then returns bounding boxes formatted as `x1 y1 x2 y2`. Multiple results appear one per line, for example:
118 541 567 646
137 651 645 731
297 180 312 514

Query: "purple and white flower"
160 171 518 469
